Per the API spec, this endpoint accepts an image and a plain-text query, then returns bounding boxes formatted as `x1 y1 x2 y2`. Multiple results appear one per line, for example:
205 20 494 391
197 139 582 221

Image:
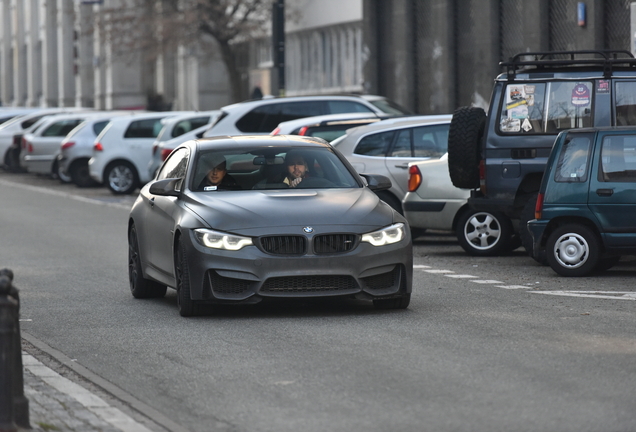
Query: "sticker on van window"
597 80 610 93
522 118 532 132
571 84 590 106
501 118 521 132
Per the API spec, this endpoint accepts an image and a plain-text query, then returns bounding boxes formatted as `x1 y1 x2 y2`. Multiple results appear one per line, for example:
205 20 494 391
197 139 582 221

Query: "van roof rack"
500 50 636 80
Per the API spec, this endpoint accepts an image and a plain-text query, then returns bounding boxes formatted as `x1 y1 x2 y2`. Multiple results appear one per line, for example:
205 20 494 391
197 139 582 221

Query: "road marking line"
470 280 503 284
413 265 431 269
0 179 132 210
424 269 454 274
495 285 533 290
23 353 154 432
445 274 478 278
533 291 636 300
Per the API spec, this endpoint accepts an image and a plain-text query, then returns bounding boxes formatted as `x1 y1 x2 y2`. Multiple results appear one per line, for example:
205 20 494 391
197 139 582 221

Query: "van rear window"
499 82 593 134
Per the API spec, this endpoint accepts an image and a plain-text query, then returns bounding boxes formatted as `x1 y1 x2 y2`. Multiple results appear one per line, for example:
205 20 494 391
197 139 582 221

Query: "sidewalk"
16 335 188 432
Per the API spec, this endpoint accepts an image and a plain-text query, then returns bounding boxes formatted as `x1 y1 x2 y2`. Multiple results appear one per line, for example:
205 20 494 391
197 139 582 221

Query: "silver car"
330 115 452 213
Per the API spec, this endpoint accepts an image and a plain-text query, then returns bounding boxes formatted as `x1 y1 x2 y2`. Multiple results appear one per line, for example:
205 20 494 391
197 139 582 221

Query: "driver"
284 152 309 188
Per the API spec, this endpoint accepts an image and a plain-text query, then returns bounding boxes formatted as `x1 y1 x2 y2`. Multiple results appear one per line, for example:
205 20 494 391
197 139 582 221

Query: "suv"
202 95 412 137
528 127 636 276
447 50 636 257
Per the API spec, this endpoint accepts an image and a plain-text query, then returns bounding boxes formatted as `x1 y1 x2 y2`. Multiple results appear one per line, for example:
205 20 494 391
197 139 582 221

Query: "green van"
528 127 636 276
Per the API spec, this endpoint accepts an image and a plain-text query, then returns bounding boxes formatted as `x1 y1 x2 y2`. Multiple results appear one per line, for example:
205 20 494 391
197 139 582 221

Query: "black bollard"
0 274 17 432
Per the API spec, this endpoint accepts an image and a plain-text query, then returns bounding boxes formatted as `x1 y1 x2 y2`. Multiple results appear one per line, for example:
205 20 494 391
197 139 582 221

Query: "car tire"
456 208 512 256
373 293 411 310
375 190 403 215
70 160 98 188
175 240 198 317
53 159 72 183
105 161 138 195
546 224 601 277
518 193 544 260
447 106 485 189
128 225 167 299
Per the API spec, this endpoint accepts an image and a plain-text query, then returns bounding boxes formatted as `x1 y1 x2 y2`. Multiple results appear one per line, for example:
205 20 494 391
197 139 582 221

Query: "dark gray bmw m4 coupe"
128 135 413 316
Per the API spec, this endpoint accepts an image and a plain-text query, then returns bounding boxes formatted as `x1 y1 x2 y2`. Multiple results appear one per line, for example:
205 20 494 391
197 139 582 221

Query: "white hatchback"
89 112 184 194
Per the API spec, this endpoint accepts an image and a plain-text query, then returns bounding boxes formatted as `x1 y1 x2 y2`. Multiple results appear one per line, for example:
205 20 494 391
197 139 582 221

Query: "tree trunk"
217 39 244 103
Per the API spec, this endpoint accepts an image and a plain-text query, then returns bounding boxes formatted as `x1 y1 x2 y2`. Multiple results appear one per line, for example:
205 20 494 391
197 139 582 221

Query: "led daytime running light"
194 229 253 251
361 223 405 246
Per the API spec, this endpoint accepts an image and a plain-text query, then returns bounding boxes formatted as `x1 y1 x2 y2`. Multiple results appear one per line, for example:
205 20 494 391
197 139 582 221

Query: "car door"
124 116 168 183
587 132 636 248
384 123 450 198
142 147 190 279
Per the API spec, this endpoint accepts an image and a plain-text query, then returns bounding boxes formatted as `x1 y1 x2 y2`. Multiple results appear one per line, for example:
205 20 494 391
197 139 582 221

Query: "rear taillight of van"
534 193 544 220
407 165 422 192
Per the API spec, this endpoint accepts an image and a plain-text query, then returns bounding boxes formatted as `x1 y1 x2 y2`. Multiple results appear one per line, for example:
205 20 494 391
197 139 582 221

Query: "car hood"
184 188 395 235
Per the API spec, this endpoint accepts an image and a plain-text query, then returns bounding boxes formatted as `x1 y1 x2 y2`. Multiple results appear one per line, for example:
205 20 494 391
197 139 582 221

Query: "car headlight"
361 223 405 246
194 228 253 251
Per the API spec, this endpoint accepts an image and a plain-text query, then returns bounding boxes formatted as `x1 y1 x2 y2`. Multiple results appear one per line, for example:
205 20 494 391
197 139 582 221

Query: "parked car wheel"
519 193 547 263
447 106 484 189
128 225 167 298
105 161 138 194
53 160 72 183
70 160 98 187
546 224 601 277
456 209 512 256
175 239 198 317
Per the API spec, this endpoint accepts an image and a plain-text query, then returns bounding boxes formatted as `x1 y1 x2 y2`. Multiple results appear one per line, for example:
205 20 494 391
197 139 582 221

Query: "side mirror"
149 178 182 197
360 173 392 191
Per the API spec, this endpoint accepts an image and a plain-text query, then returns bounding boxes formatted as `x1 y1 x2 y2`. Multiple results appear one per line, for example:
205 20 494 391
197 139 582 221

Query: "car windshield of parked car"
191 146 360 191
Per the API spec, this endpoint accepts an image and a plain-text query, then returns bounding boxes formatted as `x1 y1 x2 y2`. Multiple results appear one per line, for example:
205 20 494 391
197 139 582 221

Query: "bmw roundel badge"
303 226 314 233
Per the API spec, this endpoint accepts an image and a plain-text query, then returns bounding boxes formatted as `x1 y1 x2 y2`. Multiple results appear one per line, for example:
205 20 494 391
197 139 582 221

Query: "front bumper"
181 229 413 304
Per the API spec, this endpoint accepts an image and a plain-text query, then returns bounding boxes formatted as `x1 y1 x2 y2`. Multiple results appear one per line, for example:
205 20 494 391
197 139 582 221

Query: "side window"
326 101 374 114
171 116 210 138
236 104 283 133
124 119 164 138
545 81 593 132
389 129 411 157
353 131 395 156
42 119 82 137
413 124 449 158
600 135 636 182
92 120 110 136
499 83 546 134
279 102 325 122
554 133 593 182
615 82 636 126
157 147 189 189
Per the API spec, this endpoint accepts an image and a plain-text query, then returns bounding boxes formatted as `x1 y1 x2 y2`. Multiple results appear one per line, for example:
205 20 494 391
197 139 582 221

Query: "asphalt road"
1 170 635 432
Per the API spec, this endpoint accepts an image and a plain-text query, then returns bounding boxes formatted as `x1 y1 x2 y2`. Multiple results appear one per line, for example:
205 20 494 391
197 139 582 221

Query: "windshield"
191 146 360 191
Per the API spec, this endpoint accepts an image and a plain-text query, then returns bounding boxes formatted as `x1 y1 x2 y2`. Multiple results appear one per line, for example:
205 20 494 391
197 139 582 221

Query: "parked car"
148 124 209 180
147 111 220 178
0 108 90 171
271 112 392 142
128 135 413 316
0 108 41 126
447 50 636 259
528 127 636 276
89 112 184 194
59 112 135 187
202 95 413 138
330 115 452 213
21 112 108 181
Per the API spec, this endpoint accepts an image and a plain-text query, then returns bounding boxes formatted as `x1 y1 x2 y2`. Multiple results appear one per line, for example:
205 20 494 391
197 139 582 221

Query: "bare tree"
98 0 272 103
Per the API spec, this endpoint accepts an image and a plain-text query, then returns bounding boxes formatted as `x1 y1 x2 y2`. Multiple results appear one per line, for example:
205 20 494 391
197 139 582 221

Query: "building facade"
0 0 634 114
